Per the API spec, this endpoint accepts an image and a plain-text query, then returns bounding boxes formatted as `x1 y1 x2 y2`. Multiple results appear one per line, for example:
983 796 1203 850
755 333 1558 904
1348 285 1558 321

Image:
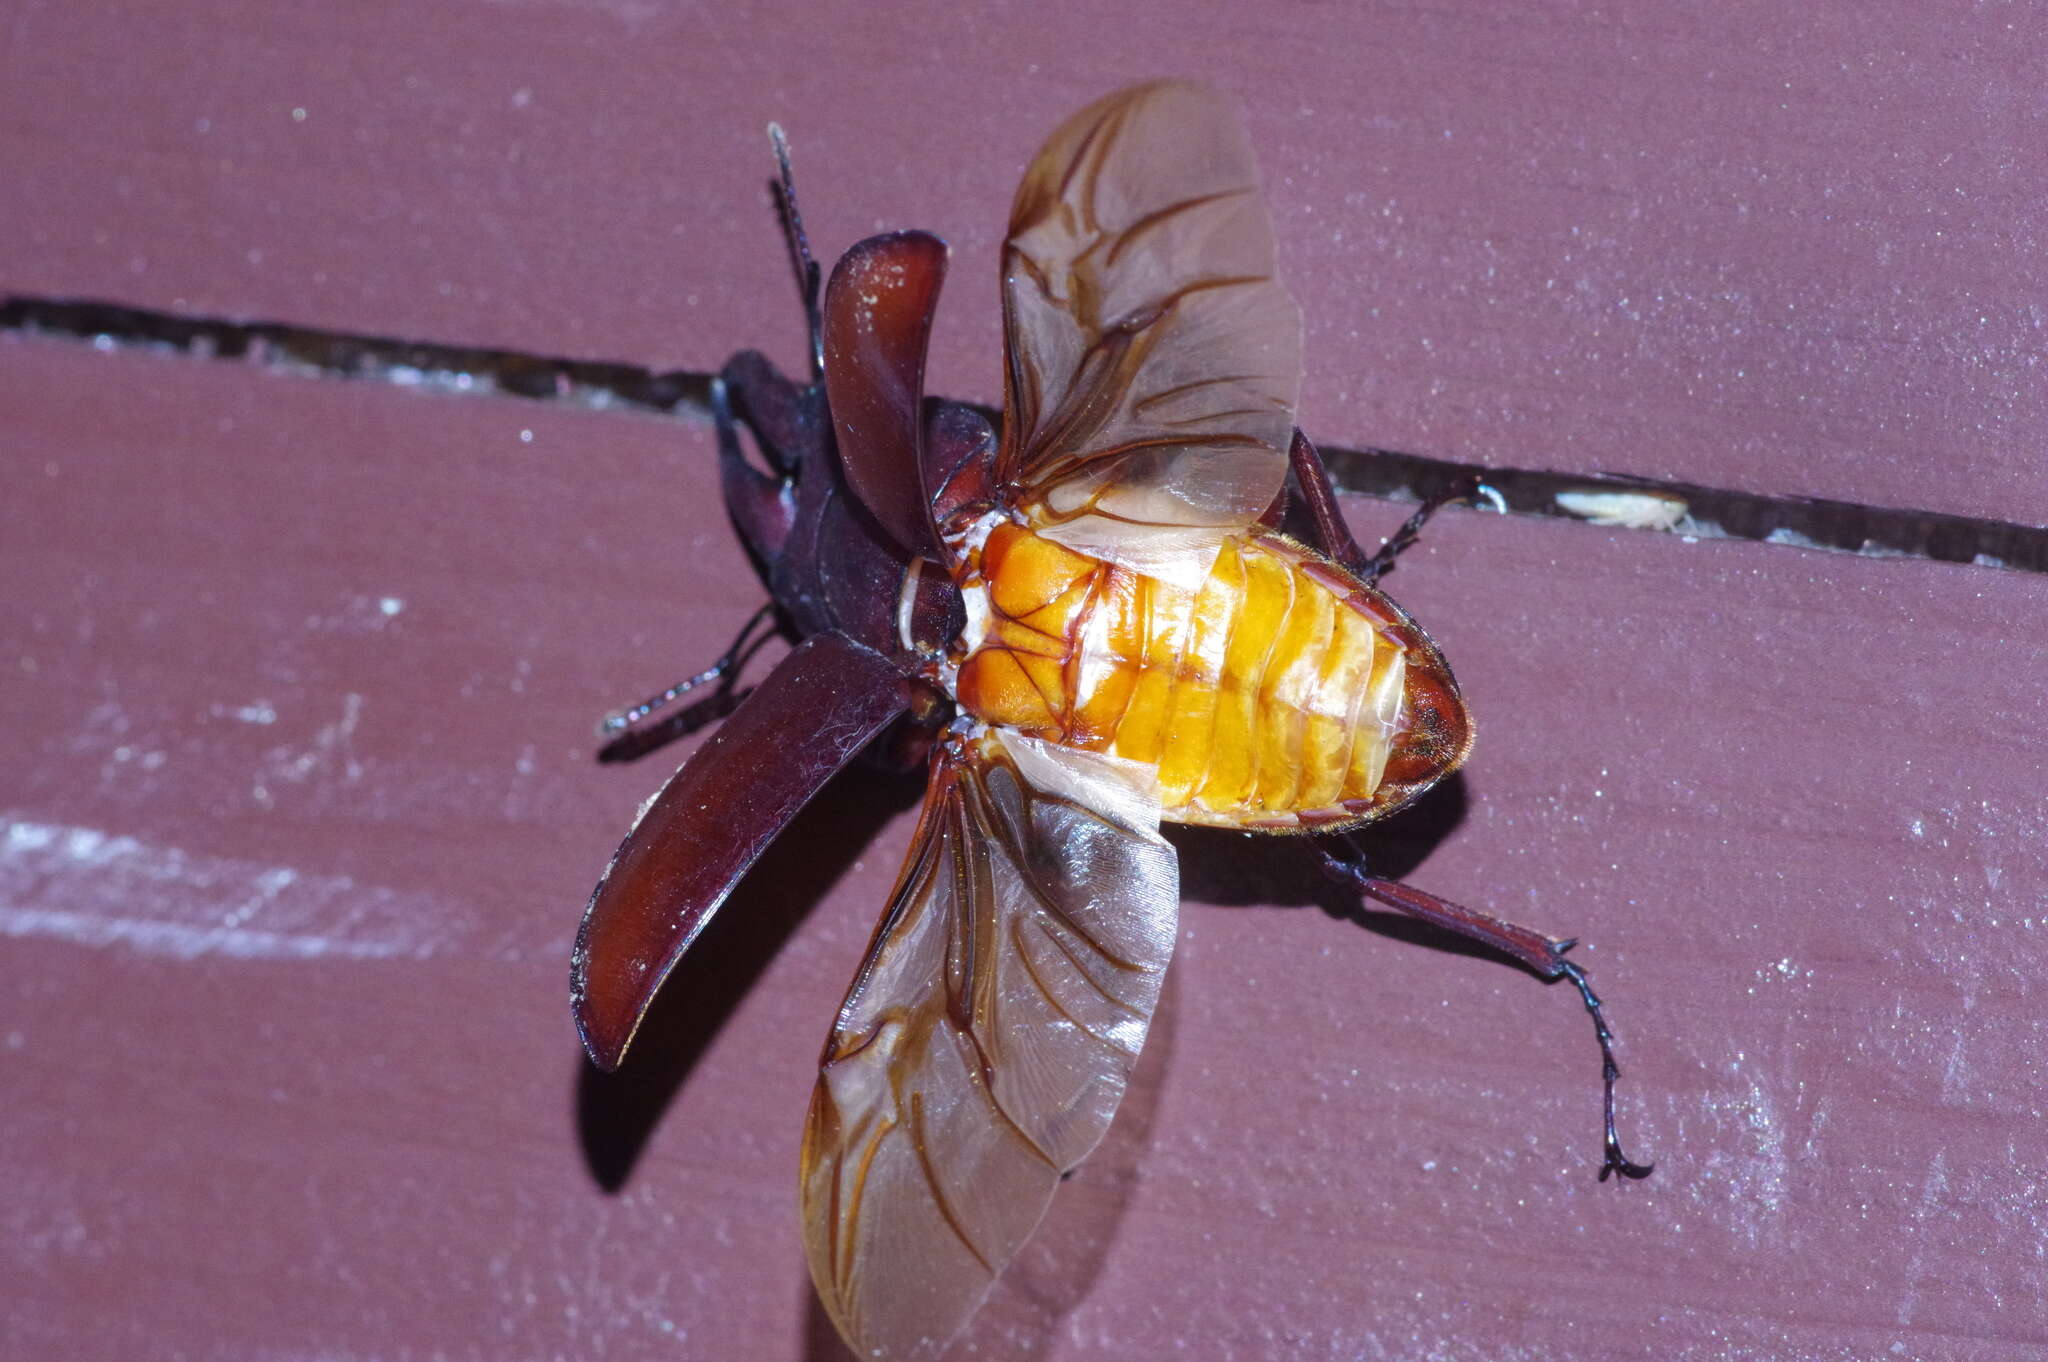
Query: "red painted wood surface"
8 2 2047 527
6 4 2047 1360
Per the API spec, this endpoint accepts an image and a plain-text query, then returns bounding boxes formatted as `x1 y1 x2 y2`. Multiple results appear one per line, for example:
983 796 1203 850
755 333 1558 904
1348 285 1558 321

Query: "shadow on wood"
571 761 925 1192
796 961 1179 1362
1172 771 1589 976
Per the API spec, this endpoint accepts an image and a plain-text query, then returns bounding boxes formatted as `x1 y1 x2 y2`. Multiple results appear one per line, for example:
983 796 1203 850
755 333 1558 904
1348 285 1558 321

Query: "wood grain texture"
5 1 2046 525
7 334 2046 1360
5 3 2046 1359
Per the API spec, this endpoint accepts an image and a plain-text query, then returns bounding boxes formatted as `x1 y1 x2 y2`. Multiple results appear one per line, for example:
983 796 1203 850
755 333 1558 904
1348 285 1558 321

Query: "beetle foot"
1555 958 1654 1182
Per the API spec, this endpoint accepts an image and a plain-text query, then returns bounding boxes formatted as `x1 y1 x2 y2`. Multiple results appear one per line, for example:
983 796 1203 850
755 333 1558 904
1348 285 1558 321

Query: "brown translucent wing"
801 732 1178 1361
999 81 1302 583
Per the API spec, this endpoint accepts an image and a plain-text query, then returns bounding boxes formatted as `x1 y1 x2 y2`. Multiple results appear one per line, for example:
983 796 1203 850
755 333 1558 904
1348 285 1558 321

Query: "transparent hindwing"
801 731 1178 1361
998 80 1303 587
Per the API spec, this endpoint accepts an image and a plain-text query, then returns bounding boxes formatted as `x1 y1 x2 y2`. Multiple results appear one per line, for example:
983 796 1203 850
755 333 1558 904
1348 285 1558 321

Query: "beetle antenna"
600 602 778 735
767 122 825 383
1361 479 1508 584
1313 837 1654 1181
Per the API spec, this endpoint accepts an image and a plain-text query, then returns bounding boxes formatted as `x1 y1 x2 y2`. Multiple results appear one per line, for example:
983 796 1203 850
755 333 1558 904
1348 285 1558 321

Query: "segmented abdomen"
953 522 1470 831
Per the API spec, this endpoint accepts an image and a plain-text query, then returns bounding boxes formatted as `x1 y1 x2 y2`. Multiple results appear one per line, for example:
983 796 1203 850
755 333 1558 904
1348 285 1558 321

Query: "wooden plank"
6 336 2045 1359
5 2 2047 524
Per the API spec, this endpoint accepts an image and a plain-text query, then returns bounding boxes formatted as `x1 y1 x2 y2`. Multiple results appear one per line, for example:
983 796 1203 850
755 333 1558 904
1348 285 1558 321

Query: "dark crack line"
1318 446 2046 574
0 294 714 413
7 292 2045 575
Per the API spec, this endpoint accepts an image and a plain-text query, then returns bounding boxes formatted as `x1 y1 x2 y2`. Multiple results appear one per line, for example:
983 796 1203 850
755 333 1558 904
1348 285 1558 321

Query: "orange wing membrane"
801 733 1176 1361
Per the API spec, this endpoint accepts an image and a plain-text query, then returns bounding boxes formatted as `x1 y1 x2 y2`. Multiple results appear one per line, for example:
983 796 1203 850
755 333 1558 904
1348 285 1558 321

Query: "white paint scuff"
0 814 471 962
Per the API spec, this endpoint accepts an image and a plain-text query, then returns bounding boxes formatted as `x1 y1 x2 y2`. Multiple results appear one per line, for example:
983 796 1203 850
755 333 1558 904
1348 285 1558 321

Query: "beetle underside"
574 79 1650 1362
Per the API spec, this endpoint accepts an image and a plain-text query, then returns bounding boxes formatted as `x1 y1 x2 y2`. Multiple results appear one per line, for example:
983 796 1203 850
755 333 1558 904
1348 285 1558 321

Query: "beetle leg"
1284 428 1505 584
922 402 1000 535
720 350 819 478
767 122 825 383
713 372 800 569
1357 481 1507 584
1314 833 1654 1182
1284 429 1372 571
598 602 779 749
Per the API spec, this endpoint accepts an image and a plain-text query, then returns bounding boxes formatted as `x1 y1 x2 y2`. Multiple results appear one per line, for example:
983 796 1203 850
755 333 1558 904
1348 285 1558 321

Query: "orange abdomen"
954 522 1471 831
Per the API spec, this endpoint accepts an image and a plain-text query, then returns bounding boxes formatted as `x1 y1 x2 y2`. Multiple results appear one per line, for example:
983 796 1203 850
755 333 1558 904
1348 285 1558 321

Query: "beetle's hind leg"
1313 833 1653 1182
1282 429 1505 584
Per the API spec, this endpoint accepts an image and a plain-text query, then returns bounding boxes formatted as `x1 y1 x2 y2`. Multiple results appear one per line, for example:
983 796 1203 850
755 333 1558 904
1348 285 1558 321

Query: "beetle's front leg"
1313 832 1653 1182
766 121 825 382
719 349 822 479
598 601 779 755
596 356 809 756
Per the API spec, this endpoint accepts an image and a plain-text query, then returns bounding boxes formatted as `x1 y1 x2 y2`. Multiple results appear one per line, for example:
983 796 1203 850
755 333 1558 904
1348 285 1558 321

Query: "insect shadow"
797 962 1182 1362
572 759 925 1192
1170 771 1523 970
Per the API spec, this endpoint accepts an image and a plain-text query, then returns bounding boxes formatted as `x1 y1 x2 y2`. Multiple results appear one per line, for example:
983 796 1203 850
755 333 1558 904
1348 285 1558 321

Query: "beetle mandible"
573 81 1651 1362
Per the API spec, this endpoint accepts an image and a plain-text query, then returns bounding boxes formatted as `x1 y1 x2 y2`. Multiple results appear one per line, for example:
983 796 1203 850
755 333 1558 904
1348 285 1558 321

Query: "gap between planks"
6 292 2043 575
